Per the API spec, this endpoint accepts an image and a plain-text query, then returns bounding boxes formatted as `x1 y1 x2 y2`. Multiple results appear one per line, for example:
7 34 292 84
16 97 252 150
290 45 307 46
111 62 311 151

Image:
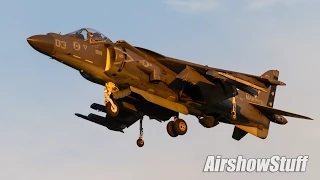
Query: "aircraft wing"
75 103 141 132
135 47 286 97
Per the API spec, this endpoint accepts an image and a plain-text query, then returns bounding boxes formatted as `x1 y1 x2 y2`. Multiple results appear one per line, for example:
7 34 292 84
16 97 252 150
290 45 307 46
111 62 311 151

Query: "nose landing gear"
104 82 120 117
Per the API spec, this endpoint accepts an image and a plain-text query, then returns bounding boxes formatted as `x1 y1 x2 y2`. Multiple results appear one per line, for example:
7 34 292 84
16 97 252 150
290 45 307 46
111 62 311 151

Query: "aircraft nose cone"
27 34 54 55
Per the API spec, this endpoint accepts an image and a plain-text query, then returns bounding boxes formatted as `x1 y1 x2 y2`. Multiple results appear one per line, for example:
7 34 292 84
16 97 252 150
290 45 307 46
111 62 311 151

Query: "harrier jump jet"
27 28 312 147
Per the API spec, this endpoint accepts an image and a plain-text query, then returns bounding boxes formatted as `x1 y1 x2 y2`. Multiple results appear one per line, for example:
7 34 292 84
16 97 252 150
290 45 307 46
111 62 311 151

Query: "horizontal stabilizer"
232 126 248 141
250 102 313 120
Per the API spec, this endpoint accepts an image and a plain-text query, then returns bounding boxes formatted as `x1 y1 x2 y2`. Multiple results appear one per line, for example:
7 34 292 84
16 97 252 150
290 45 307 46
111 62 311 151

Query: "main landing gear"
104 82 120 117
136 116 188 147
230 86 237 121
137 118 144 147
166 117 188 137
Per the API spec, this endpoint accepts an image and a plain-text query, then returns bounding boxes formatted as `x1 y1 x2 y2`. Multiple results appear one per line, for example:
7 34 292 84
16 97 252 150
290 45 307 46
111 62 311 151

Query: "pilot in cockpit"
88 32 103 43
93 32 102 40
88 32 94 43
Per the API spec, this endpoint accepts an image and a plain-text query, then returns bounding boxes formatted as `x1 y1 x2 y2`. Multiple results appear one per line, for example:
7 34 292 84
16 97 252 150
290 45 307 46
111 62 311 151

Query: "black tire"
136 138 144 147
173 119 188 135
166 121 178 137
106 101 119 117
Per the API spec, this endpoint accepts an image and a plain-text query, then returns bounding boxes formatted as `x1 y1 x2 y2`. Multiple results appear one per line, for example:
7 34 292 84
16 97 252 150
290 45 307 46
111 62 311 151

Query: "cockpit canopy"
66 28 113 44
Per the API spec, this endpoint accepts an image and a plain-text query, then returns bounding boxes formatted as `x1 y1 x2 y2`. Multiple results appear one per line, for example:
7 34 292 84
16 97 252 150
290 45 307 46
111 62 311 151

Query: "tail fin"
238 70 279 107
233 70 278 141
233 70 312 141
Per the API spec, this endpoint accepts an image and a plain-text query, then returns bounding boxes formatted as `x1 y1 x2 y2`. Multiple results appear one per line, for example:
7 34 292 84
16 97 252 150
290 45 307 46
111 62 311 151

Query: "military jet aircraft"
27 28 312 147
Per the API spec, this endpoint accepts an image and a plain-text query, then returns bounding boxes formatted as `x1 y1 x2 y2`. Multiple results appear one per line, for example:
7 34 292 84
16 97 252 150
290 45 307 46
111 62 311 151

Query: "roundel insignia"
73 41 81 51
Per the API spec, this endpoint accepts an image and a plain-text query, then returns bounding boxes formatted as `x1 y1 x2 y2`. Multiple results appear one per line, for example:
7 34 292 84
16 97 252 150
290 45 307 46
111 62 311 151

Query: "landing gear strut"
230 86 237 121
136 118 144 147
166 116 188 137
104 82 119 117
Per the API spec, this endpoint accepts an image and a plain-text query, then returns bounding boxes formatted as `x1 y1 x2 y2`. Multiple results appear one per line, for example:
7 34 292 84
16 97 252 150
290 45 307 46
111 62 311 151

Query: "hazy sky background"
1 0 319 179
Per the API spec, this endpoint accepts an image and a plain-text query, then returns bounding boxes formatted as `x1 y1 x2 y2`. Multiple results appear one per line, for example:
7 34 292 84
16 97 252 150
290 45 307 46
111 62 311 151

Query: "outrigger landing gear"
104 82 120 117
136 118 144 147
230 86 237 121
166 115 188 137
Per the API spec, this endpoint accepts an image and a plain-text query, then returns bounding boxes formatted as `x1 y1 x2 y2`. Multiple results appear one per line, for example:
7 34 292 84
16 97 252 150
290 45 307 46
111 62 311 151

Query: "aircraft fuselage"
27 32 269 126
28 28 310 146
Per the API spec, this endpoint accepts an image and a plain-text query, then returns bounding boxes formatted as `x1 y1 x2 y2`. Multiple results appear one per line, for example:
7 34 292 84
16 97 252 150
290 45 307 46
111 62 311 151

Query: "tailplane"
239 69 312 120
233 70 312 141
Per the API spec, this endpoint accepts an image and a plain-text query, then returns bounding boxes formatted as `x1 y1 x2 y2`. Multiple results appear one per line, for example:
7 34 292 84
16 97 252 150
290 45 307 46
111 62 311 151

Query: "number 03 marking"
55 39 66 49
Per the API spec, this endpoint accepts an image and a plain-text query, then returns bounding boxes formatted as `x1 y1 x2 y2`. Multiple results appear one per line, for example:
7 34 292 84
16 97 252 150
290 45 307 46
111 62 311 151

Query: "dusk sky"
1 0 319 179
